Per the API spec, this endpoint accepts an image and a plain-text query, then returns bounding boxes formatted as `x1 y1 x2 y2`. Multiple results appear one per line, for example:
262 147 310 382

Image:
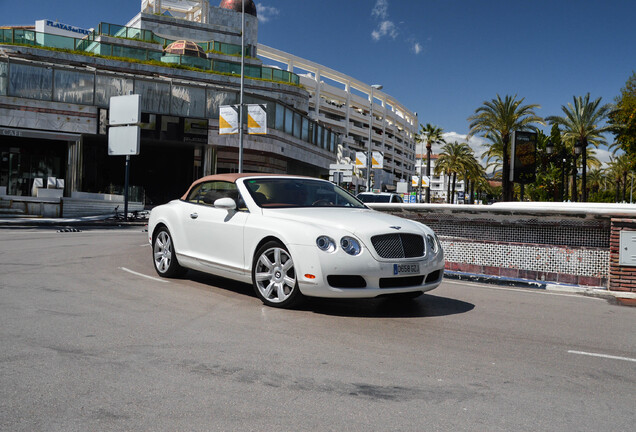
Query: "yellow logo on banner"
219 116 233 130
248 114 263 131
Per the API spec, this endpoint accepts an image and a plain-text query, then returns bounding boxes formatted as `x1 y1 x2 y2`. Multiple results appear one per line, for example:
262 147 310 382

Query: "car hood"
261 207 428 237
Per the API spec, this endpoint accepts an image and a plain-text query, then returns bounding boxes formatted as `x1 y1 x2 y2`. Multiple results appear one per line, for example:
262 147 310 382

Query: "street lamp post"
366 84 383 192
425 141 432 203
546 140 571 202
573 140 583 202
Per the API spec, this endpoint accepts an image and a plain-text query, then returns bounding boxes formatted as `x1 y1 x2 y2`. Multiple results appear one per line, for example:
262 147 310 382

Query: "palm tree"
435 141 477 203
607 154 632 202
416 123 445 203
468 94 544 201
546 93 613 202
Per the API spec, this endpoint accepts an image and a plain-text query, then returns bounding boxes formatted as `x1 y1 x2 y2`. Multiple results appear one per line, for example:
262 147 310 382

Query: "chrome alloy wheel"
154 230 174 274
254 246 297 304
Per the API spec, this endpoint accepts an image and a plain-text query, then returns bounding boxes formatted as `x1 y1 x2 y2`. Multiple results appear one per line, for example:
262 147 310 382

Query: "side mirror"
214 197 237 210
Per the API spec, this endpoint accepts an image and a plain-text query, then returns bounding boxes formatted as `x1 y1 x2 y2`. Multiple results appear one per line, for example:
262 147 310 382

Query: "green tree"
609 72 636 167
415 123 445 203
606 154 633 202
468 94 544 201
546 93 613 202
435 141 479 203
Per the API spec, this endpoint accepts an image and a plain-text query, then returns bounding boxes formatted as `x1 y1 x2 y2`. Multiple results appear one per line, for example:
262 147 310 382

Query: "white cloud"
256 3 279 23
372 20 398 41
594 146 614 167
416 132 490 168
412 41 422 54
372 0 389 19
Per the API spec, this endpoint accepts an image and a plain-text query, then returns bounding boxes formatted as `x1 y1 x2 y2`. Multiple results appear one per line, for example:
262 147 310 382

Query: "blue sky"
2 0 635 163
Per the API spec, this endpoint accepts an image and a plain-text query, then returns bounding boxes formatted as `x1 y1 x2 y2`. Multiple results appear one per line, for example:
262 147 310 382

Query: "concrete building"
415 154 465 203
0 0 419 214
258 45 418 190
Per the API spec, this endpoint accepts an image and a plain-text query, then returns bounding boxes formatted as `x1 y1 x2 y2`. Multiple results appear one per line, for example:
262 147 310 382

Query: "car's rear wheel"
153 227 186 277
252 241 303 308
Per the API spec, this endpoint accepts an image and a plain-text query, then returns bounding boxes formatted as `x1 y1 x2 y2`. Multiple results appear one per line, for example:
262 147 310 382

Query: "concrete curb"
444 270 636 306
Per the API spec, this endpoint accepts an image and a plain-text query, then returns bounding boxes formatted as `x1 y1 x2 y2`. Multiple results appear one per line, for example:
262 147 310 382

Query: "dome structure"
164 40 207 59
219 0 257 17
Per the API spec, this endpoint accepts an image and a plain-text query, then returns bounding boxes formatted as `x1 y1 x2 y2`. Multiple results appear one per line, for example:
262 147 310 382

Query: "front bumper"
289 243 445 299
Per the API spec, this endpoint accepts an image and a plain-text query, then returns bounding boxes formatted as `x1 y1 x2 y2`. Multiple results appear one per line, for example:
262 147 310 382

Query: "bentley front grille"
370 233 425 259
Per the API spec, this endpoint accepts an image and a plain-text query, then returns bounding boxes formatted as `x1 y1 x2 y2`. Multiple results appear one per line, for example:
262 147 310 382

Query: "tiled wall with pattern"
385 210 612 287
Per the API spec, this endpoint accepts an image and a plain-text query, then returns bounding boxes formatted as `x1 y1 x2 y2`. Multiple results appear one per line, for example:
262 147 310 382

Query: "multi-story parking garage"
258 45 418 187
0 0 419 211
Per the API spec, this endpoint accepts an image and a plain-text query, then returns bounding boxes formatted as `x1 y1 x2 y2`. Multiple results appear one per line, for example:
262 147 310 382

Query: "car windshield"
357 194 391 203
244 178 365 208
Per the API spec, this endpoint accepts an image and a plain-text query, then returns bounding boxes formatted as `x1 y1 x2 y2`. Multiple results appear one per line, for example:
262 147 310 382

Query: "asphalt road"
1 227 634 431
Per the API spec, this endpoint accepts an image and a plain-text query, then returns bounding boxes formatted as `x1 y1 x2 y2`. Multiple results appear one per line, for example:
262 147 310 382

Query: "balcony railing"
0 27 299 85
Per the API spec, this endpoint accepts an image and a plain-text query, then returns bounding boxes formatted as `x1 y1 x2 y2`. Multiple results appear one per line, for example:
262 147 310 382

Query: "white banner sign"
219 105 239 135
247 104 267 134
371 151 384 169
412 176 429 187
355 152 367 167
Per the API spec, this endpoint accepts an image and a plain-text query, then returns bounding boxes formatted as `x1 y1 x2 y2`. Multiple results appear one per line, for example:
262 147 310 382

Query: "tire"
152 227 186 278
252 241 303 308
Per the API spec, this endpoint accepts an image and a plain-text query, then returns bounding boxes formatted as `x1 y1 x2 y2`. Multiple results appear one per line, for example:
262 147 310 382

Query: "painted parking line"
120 267 168 283
568 350 636 363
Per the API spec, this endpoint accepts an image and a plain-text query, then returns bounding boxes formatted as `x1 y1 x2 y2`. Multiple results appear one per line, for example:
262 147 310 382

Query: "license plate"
393 263 420 275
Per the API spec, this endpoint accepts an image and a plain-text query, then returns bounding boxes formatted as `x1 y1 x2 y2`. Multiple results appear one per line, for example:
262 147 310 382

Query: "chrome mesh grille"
370 233 425 258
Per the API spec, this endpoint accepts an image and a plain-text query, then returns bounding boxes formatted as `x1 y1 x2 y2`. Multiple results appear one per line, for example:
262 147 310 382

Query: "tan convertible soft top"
180 173 312 200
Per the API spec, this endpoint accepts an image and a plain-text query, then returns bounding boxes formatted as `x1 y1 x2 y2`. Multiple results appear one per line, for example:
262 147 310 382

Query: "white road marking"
443 279 603 300
120 267 168 283
568 350 636 363
140 244 149 247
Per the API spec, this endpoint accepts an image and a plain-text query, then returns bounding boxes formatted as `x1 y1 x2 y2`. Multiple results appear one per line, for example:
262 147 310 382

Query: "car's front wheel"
153 227 186 278
252 241 303 308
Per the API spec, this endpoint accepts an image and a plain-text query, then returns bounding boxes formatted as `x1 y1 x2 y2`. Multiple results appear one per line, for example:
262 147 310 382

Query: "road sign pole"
124 155 130 222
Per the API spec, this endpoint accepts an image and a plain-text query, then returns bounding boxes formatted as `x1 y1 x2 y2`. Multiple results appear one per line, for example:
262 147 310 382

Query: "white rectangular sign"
371 151 384 169
219 105 239 135
247 104 267 134
109 94 141 126
355 152 367 167
108 125 140 156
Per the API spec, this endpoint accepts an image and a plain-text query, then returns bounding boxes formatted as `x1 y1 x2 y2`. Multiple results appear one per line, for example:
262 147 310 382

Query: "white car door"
181 182 249 277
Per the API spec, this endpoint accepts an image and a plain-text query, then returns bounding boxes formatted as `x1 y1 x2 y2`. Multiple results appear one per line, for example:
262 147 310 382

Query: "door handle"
190 213 198 219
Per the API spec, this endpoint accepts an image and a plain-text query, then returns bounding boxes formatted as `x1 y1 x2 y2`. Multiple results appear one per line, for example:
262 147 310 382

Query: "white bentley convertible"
148 174 445 308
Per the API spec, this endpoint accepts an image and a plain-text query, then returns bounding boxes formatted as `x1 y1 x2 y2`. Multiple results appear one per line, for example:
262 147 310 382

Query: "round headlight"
340 236 361 256
316 236 336 253
427 234 438 254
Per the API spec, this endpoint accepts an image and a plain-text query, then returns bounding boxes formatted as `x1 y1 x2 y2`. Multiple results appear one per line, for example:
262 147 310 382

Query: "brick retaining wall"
609 218 636 292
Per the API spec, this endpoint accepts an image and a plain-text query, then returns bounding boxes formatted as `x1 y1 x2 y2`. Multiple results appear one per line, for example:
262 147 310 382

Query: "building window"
95 75 133 107
0 60 7 96
206 90 237 118
135 79 170 114
54 69 94 105
275 103 285 131
171 84 206 118
8 63 52 101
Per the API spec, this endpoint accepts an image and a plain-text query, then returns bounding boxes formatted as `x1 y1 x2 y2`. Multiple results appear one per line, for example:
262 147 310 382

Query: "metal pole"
366 84 382 191
426 144 431 203
366 87 374 192
238 0 245 173
124 155 130 222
